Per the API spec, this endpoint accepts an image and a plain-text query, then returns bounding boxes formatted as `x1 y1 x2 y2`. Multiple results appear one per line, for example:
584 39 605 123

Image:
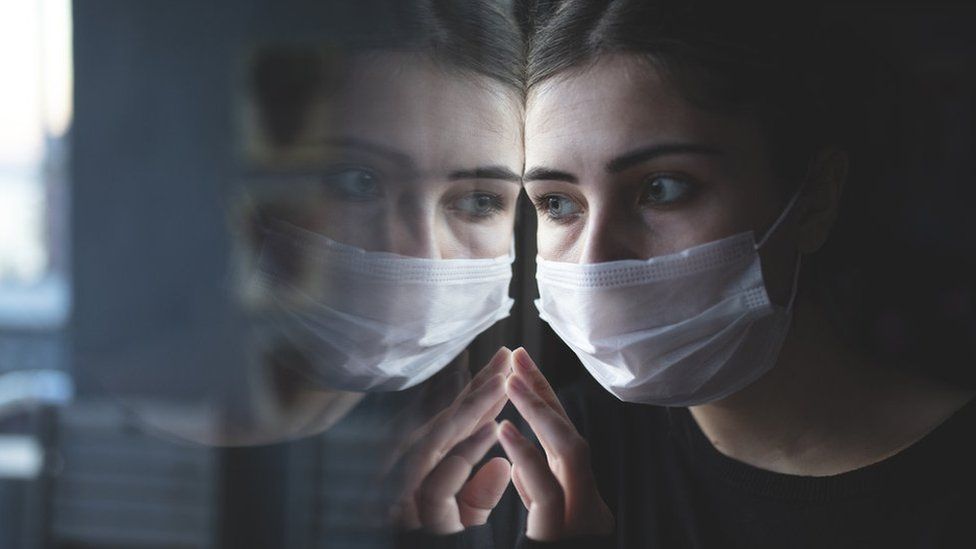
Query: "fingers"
457 346 513 401
390 347 513 532
415 455 471 533
497 420 564 541
416 423 498 534
506 372 589 472
448 421 500 466
415 346 512 446
511 348 570 423
475 389 510 432
511 465 531 508
415 423 512 533
457 456 511 527
385 347 512 477
404 371 507 492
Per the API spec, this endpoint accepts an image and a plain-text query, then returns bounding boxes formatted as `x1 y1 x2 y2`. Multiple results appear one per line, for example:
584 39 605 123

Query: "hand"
391 347 514 534
497 348 614 541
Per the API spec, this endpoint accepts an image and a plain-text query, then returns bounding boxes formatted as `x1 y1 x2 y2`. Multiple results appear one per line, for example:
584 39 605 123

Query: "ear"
795 148 848 254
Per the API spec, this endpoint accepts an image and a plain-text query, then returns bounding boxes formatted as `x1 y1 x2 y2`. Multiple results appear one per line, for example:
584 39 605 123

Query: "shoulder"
872 369 976 464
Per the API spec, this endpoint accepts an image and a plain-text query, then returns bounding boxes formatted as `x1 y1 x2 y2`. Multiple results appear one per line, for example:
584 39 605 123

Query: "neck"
688 291 973 476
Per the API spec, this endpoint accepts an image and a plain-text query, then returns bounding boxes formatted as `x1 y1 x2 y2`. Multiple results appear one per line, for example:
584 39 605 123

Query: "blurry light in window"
0 0 72 286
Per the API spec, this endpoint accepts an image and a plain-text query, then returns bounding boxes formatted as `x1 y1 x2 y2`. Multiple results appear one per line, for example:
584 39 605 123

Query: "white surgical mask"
534 193 803 406
255 222 514 392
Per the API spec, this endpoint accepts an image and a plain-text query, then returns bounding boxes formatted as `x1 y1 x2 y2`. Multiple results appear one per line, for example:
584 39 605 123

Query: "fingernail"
497 420 518 441
474 421 497 440
489 347 510 367
507 374 528 394
513 348 535 373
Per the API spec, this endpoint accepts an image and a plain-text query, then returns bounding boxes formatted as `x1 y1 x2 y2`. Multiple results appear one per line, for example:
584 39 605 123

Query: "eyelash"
528 172 701 219
449 191 507 221
472 193 505 216
530 193 580 224
639 173 699 208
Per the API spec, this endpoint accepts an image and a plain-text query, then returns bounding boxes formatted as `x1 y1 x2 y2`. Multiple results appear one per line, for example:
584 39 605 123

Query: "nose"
383 203 441 259
577 207 646 264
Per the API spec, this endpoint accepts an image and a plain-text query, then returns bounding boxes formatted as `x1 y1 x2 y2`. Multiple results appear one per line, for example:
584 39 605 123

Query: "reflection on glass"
231 46 522 439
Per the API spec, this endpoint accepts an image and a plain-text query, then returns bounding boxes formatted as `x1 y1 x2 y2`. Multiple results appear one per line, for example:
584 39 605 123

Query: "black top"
552 376 976 548
403 375 976 548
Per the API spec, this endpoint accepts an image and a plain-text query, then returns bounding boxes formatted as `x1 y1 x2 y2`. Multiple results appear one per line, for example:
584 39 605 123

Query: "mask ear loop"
755 186 806 250
757 163 814 307
754 157 818 250
784 253 803 309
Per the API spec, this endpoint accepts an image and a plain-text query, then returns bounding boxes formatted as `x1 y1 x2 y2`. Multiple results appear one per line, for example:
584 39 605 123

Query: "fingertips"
465 372 506 409
497 421 545 489
508 349 549 398
508 349 571 423
467 457 512 506
496 419 528 451
478 372 508 401
464 346 512 395
478 457 513 505
512 347 538 376
457 457 512 527
483 455 512 477
483 346 514 378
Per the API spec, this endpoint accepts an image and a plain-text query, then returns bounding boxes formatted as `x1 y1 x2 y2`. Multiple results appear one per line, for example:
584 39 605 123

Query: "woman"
509 2 976 547
408 2 976 548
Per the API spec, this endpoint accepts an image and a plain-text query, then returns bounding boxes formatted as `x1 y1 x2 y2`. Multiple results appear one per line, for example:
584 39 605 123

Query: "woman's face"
271 52 523 259
523 54 801 300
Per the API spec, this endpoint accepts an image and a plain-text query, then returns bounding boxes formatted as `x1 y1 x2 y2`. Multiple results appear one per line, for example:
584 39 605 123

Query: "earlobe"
796 148 848 254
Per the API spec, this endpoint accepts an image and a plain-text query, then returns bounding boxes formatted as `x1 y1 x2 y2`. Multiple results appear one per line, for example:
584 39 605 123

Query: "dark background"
0 1 973 548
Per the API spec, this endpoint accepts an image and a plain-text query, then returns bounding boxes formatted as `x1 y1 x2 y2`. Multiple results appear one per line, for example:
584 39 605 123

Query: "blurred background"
0 1 974 548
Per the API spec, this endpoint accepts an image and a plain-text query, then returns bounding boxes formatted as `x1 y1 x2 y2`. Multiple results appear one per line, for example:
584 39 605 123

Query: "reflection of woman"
414 3 976 548
249 0 524 382
110 0 524 456
229 0 527 444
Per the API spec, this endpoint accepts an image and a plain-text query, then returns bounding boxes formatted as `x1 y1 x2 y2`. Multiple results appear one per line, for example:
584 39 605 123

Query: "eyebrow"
522 167 579 184
320 137 414 168
606 143 722 173
320 137 519 184
522 142 722 185
449 166 522 183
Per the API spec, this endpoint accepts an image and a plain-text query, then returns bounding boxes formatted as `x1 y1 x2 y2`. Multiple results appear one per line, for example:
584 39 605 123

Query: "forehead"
524 54 762 167
310 53 522 167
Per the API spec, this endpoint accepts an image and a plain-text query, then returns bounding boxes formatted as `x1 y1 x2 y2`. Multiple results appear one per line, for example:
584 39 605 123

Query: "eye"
451 192 505 219
322 167 381 201
640 176 694 206
532 193 582 222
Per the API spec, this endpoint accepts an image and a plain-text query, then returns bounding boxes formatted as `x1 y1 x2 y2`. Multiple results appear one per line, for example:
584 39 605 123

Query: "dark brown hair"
251 0 524 147
517 1 974 373
520 1 869 186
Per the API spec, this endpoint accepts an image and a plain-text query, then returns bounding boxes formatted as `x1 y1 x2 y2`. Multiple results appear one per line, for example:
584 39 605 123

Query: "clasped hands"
390 347 614 542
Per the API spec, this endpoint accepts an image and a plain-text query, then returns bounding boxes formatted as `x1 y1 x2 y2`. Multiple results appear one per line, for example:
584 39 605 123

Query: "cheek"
653 179 779 252
438 209 518 259
535 221 584 262
312 200 387 248
646 205 745 253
